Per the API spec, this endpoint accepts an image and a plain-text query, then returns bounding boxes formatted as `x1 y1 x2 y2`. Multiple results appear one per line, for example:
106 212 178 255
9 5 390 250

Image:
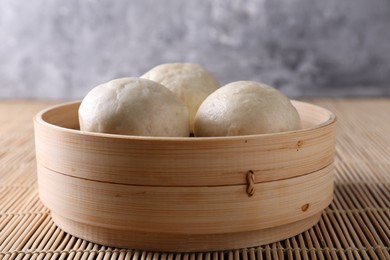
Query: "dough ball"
194 81 301 137
79 77 190 137
141 63 220 133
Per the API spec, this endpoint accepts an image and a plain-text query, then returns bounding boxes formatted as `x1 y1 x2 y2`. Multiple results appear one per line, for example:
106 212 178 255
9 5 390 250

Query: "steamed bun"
79 77 190 137
141 63 220 133
194 81 300 137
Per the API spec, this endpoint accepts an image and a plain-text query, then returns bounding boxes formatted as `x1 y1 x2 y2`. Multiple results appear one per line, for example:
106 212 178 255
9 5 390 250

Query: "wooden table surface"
0 99 389 260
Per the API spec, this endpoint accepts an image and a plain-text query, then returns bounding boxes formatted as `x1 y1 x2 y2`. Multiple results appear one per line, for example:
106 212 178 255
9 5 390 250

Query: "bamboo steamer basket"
34 100 336 252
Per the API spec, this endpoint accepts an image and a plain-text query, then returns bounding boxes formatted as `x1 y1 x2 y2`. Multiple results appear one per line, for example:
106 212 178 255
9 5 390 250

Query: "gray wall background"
1 0 390 99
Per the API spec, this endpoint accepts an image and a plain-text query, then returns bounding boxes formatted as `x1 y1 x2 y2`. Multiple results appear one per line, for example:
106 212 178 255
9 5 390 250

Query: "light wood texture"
50 212 322 252
38 164 333 234
33 100 336 251
1 99 389 259
34 100 336 186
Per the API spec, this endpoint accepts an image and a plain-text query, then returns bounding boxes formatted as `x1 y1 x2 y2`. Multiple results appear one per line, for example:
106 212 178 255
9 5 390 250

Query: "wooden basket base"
51 212 322 252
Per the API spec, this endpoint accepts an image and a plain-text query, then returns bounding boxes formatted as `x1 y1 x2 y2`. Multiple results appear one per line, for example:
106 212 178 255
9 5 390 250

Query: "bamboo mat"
0 99 389 260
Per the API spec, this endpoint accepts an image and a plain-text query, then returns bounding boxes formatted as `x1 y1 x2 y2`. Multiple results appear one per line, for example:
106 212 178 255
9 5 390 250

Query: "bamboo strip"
295 235 308 260
303 231 317 260
338 184 388 257
321 211 355 259
288 239 301 260
316 217 341 259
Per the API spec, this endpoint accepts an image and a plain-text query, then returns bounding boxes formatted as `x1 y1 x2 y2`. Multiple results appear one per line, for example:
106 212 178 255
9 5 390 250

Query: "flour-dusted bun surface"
141 63 220 133
194 81 301 137
78 77 190 137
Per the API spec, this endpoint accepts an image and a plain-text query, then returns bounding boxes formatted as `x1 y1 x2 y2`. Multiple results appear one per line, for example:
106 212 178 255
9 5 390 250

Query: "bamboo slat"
0 99 389 259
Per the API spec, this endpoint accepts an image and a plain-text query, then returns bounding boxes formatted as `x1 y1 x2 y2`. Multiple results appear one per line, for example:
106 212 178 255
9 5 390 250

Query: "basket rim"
34 100 336 142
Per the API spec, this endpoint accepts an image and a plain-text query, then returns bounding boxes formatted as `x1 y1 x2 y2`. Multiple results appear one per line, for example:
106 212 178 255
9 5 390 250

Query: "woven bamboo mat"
0 99 389 260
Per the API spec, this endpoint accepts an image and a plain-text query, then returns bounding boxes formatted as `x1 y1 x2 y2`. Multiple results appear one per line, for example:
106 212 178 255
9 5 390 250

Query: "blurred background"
1 0 389 99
